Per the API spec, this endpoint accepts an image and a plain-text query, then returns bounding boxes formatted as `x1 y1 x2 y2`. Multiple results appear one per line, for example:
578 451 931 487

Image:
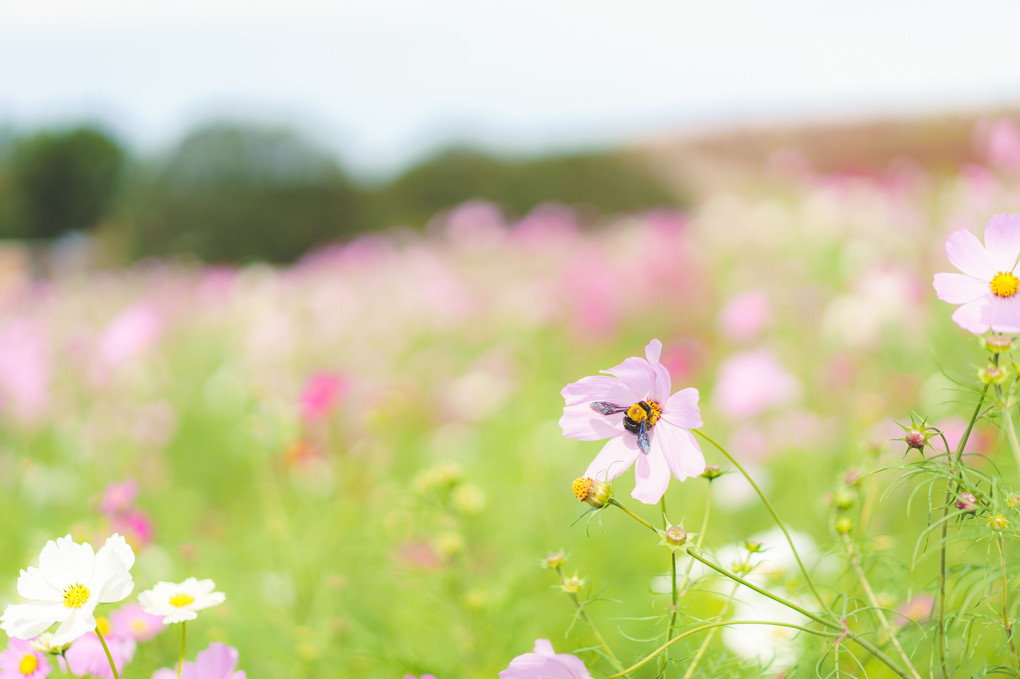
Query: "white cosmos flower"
1 534 135 646
138 578 225 624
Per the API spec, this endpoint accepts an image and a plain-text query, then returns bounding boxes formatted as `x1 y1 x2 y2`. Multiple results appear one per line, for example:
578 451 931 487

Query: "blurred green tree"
128 123 365 263
1 127 125 239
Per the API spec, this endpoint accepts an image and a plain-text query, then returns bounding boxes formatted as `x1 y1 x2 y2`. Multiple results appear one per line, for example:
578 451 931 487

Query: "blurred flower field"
3 120 1020 677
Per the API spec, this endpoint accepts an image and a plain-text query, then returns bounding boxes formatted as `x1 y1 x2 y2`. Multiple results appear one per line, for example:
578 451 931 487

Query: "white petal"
653 424 706 481
601 357 654 401
984 214 1020 273
92 539 134 604
951 297 990 334
945 228 995 279
661 389 703 430
983 295 1020 334
38 536 94 591
559 403 625 441
1 602 66 639
99 534 136 570
932 273 991 305
17 567 61 602
162 609 198 624
50 608 97 646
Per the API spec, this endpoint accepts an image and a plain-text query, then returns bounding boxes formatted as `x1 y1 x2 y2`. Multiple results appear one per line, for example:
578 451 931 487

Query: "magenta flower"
933 214 1020 334
99 480 139 517
299 373 346 420
151 643 246 679
499 639 591 679
559 339 705 504
0 638 51 679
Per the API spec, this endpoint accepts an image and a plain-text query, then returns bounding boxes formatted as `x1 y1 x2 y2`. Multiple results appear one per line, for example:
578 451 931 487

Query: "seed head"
955 492 978 514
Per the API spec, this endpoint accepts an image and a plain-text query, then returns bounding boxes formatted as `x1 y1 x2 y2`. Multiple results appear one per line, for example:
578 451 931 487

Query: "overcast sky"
1 0 1019 177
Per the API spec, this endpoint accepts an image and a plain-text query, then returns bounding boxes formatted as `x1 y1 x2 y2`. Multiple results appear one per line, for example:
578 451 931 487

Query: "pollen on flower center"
990 271 1020 298
62 583 90 609
623 401 661 434
18 653 38 676
169 593 195 607
572 477 593 501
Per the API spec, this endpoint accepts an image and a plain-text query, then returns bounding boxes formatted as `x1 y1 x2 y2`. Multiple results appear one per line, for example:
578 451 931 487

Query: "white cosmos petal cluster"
138 578 225 624
1 534 135 646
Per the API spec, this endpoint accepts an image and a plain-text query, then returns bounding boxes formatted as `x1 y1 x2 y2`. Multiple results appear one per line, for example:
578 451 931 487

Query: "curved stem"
555 566 624 672
658 497 678 677
94 627 120 679
999 387 1020 474
693 429 831 616
603 620 839 679
608 499 656 533
937 383 989 678
841 533 922 679
997 535 1019 668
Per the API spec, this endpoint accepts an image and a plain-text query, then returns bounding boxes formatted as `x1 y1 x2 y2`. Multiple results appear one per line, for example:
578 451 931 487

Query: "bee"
590 400 661 455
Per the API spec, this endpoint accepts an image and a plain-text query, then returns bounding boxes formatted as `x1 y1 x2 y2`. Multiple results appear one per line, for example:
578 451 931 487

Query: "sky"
1 0 1019 177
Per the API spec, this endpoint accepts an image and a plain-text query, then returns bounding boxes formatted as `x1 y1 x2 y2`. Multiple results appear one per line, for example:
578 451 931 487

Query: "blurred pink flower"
718 291 771 342
0 320 50 423
403 675 437 679
300 374 346 420
898 595 934 623
152 643 245 679
560 339 705 504
62 633 135 679
99 480 138 517
712 349 800 419
933 214 1020 334
109 604 164 642
98 304 162 365
499 639 591 679
977 118 1020 172
111 510 154 550
0 638 50 679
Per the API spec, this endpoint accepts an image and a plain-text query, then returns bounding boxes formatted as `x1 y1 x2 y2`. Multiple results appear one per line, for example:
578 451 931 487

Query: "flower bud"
979 365 1008 385
543 551 566 569
744 540 763 553
985 335 1013 353
955 492 978 513
989 513 1009 531
835 517 853 534
1009 494 1020 511
664 525 688 547
833 490 855 511
561 574 585 594
701 465 723 481
572 477 612 508
844 469 862 486
30 633 71 656
904 429 927 450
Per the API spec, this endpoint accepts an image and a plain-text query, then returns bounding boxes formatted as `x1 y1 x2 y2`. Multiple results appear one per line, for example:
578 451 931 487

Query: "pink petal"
561 375 633 406
952 297 990 334
984 214 1020 273
532 639 555 656
559 404 624 441
661 388 703 429
631 448 670 504
645 340 672 403
945 229 994 280
601 357 654 401
983 295 1020 333
652 423 706 480
933 273 990 304
583 436 638 482
644 339 663 363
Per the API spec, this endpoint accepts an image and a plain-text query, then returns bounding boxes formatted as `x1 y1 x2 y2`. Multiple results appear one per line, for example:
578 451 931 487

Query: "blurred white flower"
138 578 225 624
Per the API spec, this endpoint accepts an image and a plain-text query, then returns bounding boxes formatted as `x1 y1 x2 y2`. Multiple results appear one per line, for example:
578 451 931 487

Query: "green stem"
603 620 839 679
682 575 743 679
608 499 656 533
94 627 120 679
937 382 989 679
555 566 624 672
693 429 831 616
841 534 922 679
177 621 187 679
998 535 1020 668
999 388 1020 474
657 497 678 677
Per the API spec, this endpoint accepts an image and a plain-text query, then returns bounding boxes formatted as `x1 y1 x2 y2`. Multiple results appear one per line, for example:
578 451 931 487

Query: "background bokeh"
2 2 1020 677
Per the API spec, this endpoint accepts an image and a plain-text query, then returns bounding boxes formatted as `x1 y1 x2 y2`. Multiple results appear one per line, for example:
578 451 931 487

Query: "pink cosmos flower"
151 643 246 679
99 480 139 518
109 604 164 642
718 291 771 342
299 373 346 421
711 349 800 419
559 339 705 505
61 632 135 679
933 214 1020 334
499 639 591 679
0 638 50 679
403 675 437 679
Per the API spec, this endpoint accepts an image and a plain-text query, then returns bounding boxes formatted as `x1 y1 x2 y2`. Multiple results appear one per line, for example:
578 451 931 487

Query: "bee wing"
590 402 629 415
637 420 650 455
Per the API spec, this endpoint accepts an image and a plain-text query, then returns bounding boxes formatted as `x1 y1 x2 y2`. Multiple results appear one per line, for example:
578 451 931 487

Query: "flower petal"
1 602 66 639
652 423 706 481
631 447 670 504
17 567 60 602
559 403 625 441
601 357 654 401
933 273 990 305
952 297 990 334
92 539 134 604
645 340 672 403
561 375 633 406
984 214 1020 273
583 436 638 482
532 639 555 656
194 643 240 677
983 295 1020 334
945 228 995 280
51 607 97 646
661 388 703 429
39 536 95 591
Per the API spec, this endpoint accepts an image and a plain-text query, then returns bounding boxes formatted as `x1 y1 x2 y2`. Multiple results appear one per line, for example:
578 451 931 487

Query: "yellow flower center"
18 654 38 676
62 583 90 609
95 616 111 637
572 477 594 502
130 618 148 633
990 272 1020 298
169 593 195 607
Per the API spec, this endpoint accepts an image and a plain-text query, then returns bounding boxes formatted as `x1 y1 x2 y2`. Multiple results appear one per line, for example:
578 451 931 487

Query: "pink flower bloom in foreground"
933 214 1020 334
0 638 50 679
151 643 246 679
499 639 591 679
62 632 135 679
559 339 705 504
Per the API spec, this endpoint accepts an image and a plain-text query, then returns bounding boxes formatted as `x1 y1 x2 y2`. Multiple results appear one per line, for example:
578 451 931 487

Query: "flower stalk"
553 566 624 672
